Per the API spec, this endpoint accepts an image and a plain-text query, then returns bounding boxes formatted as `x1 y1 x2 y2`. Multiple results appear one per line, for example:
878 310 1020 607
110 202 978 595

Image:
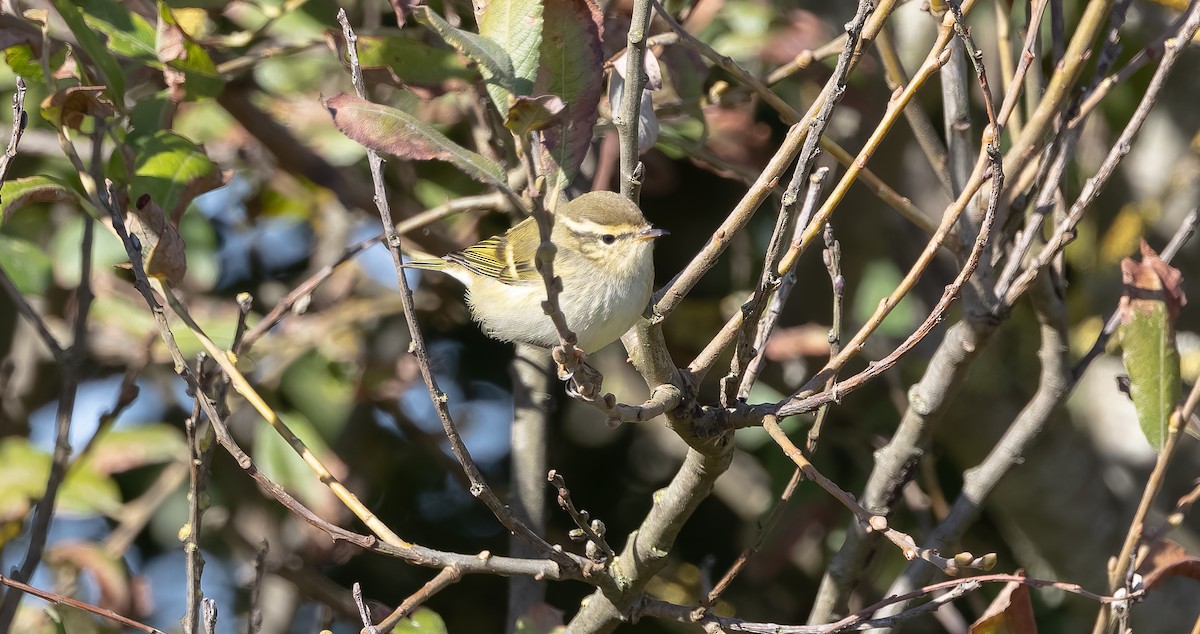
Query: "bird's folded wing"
445 216 542 285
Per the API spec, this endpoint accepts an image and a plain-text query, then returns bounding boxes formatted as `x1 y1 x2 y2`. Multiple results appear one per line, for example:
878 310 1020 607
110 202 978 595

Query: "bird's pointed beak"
636 226 669 242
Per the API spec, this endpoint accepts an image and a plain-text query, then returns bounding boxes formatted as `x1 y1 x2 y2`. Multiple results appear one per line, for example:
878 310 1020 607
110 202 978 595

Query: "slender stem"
336 10 573 568
616 0 653 201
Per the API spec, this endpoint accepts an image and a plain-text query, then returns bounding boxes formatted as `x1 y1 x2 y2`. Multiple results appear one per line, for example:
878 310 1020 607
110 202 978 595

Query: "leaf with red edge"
1118 241 1188 450
1139 538 1200 589
323 92 506 188
535 0 603 183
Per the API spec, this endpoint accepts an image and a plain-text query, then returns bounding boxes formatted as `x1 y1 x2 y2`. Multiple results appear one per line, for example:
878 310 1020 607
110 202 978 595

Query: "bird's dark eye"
601 234 617 245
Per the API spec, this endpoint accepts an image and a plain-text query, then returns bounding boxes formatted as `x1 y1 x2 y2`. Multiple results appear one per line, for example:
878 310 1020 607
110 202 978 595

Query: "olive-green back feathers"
407 190 649 285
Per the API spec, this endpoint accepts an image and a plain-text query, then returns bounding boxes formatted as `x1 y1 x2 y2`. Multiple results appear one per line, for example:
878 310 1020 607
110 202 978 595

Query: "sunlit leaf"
323 93 506 189
0 438 122 522
130 130 224 222
157 0 223 100
393 608 449 634
1118 241 1187 451
477 0 542 109
3 44 44 82
411 6 516 105
86 424 187 475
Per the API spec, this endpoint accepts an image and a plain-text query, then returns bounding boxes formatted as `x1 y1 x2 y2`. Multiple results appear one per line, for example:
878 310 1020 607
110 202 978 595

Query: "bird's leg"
552 345 604 401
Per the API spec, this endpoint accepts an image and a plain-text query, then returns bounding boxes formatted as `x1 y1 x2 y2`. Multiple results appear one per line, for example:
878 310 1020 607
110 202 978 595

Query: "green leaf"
130 130 223 221
393 608 449 634
253 412 333 511
535 0 603 183
51 0 127 105
0 438 121 521
76 0 158 62
157 0 223 100
3 44 44 82
323 92 507 189
478 0 543 109
1 175 81 223
86 423 187 474
1118 243 1187 451
128 91 174 146
0 235 53 295
0 439 52 522
60 461 123 516
351 31 476 86
411 6 516 104
505 94 564 135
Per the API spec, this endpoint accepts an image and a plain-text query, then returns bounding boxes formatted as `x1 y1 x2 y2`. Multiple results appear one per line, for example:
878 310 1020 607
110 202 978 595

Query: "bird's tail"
402 257 448 271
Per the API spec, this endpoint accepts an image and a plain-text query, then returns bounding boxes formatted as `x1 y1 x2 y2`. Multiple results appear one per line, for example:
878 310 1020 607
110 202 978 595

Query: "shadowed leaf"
340 31 476 87
1140 538 1200 588
51 0 127 105
0 236 54 296
536 0 603 183
1 175 81 223
75 0 157 62
40 86 114 130
970 578 1037 633
127 193 188 284
505 94 565 135
1118 241 1187 451
323 92 507 188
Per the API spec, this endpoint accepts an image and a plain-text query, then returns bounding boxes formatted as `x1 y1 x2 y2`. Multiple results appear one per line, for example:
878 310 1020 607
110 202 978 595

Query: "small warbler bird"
406 190 666 351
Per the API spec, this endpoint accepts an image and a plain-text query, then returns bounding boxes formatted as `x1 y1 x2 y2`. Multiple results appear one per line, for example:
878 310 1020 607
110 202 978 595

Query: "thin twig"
721 0 873 409
1002 0 1200 306
549 470 614 563
246 541 268 634
372 567 463 634
0 76 27 187
240 192 507 350
336 9 574 569
733 167 830 396
616 0 653 200
1097 363 1200 631
806 224 843 453
0 574 167 634
353 583 378 634
0 141 96 632
765 415 993 574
